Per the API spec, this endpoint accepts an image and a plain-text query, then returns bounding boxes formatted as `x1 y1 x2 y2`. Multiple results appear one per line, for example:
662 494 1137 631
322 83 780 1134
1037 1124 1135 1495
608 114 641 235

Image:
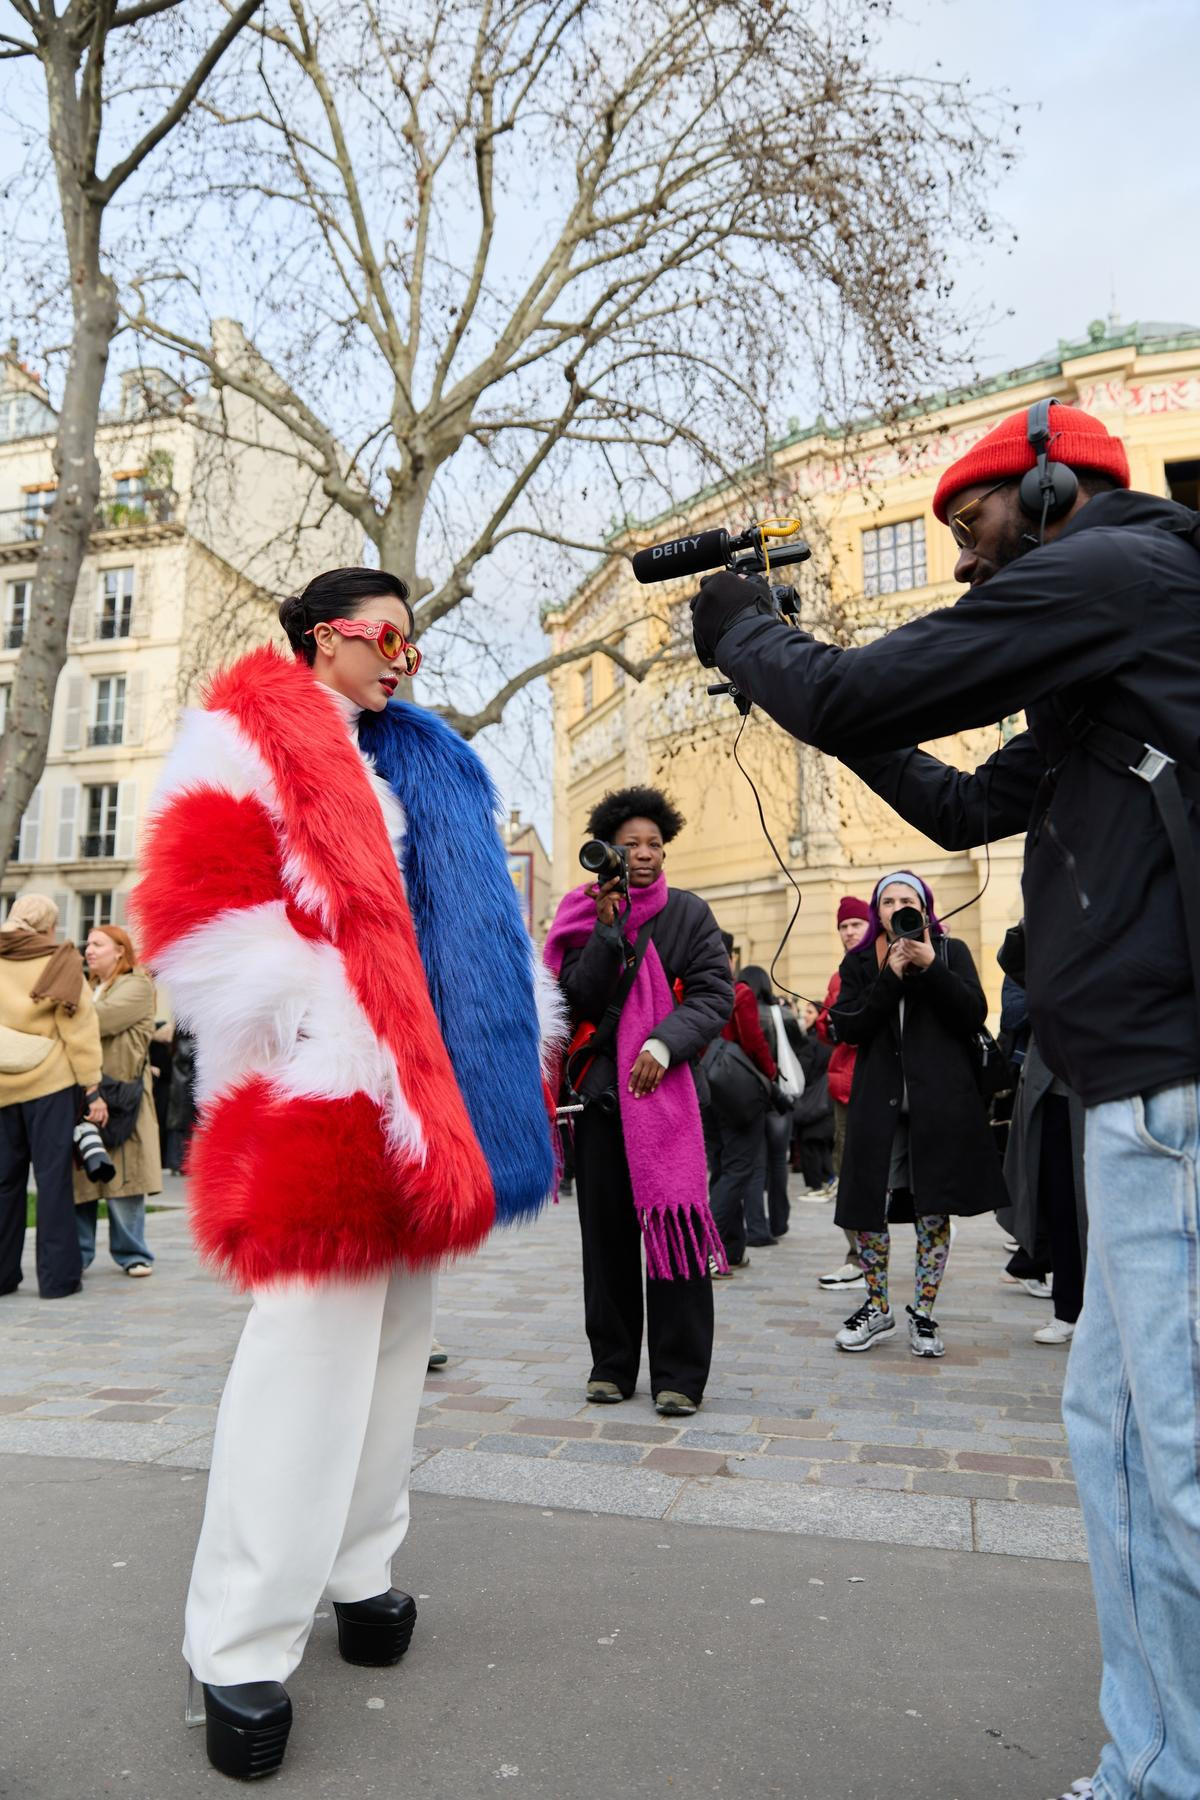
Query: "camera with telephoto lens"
73 1119 116 1184
890 905 927 943
630 518 811 714
579 839 629 898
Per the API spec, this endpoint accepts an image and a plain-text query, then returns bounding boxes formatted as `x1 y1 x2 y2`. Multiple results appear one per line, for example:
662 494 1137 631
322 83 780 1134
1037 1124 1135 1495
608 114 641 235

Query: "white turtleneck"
320 683 407 870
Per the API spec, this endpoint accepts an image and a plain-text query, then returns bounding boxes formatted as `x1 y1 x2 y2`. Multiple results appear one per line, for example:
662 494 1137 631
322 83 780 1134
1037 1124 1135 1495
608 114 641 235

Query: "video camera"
631 518 810 713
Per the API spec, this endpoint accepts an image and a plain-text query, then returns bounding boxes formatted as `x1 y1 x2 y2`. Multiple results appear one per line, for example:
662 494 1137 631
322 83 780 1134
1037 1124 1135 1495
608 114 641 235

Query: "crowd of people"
553 794 1075 1395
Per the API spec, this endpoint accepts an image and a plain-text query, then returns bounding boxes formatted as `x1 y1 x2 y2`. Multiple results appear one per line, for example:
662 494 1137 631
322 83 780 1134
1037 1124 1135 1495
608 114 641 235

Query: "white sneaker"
819 1261 866 1290
1003 1274 1053 1298
906 1305 945 1358
1034 1318 1076 1345
1047 1781 1095 1800
835 1301 895 1352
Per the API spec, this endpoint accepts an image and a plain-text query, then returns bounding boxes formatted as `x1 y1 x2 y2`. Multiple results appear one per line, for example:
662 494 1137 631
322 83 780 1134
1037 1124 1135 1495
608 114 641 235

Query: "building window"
862 517 927 597
90 675 126 746
21 486 54 540
81 783 119 858
4 578 29 649
0 681 9 732
1166 458 1200 511
78 891 114 936
579 663 593 713
97 567 135 639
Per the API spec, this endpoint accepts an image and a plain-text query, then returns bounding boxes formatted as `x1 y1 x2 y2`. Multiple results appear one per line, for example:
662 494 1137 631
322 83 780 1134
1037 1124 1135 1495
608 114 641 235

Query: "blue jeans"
76 1196 153 1271
1063 1082 1200 1799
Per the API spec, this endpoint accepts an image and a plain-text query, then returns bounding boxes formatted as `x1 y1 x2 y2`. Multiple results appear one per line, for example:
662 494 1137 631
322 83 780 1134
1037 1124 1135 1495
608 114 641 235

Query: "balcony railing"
97 614 132 641
3 624 23 649
0 488 176 546
80 833 117 859
87 722 124 746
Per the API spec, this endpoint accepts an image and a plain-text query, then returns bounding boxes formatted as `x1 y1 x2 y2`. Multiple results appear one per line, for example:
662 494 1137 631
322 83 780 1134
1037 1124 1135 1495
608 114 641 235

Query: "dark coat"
712 491 1200 1106
830 934 1008 1230
559 889 733 1100
999 1036 1087 1261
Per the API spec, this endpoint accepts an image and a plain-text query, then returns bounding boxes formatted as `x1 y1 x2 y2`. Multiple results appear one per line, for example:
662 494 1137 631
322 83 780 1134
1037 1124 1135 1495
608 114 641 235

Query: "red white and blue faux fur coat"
133 647 561 1288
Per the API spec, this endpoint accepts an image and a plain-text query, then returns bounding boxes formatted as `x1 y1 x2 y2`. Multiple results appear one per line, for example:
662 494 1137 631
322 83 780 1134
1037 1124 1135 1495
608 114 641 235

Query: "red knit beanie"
932 402 1131 523
837 895 871 926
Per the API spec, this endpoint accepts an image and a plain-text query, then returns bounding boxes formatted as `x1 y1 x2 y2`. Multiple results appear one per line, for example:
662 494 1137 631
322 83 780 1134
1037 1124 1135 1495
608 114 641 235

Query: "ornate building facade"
544 320 1200 1013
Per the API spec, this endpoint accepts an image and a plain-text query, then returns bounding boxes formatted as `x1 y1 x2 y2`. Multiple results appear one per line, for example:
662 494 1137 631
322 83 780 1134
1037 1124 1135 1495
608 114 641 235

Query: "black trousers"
1041 1092 1086 1324
706 1106 768 1258
764 1106 793 1235
0 1086 82 1299
574 1105 714 1404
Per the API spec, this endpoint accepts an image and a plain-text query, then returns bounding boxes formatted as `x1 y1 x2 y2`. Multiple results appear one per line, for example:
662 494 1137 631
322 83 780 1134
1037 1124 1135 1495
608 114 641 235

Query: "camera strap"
1063 708 1200 1036
565 920 656 1098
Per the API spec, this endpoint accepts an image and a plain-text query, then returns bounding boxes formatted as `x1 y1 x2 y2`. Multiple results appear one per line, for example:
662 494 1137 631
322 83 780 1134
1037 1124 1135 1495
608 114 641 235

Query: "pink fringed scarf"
544 875 726 1280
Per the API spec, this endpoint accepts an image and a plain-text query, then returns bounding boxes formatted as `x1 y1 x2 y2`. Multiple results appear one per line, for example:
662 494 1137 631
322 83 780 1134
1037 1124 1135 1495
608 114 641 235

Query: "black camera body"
579 838 629 897
890 905 927 943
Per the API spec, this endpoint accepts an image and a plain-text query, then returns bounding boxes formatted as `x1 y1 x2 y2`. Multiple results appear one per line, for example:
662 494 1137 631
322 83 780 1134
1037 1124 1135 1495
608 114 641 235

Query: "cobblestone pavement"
0 1178 1085 1561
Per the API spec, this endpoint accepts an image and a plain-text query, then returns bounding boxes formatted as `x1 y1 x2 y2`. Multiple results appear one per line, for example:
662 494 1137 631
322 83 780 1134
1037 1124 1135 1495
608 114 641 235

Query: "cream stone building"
544 319 1200 1015
0 333 358 938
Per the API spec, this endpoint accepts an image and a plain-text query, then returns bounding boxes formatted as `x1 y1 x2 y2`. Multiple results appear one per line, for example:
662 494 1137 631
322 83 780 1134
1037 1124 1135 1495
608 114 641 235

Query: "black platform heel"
186 1671 292 1780
333 1589 418 1666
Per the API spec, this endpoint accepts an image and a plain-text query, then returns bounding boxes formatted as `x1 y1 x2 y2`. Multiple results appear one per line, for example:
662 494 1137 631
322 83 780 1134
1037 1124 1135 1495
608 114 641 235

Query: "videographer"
690 401 1200 1800
544 786 732 1418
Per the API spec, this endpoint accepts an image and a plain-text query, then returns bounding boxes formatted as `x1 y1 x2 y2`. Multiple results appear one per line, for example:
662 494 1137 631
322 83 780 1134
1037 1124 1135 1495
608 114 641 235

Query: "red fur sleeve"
133 786 283 964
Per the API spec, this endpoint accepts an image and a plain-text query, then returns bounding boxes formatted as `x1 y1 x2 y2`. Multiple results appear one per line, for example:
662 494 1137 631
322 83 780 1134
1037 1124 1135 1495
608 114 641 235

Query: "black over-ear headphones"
1017 398 1078 539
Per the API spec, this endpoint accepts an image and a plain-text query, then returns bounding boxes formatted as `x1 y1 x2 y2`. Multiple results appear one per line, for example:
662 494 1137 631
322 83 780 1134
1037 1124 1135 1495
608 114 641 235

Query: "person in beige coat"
74 925 162 1277
0 894 104 1299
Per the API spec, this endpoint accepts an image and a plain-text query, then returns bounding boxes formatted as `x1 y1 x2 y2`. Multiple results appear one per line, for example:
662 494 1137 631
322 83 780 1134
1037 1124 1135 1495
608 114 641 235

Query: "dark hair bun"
278 593 308 652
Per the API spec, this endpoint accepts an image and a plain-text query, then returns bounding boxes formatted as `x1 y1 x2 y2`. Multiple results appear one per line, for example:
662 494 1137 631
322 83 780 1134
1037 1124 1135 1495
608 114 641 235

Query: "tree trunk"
0 203 116 886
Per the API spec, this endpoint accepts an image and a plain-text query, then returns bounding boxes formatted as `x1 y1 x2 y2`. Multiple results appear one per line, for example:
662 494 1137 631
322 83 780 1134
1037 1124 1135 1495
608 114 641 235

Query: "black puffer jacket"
712 492 1200 1106
831 935 1008 1230
558 889 733 1100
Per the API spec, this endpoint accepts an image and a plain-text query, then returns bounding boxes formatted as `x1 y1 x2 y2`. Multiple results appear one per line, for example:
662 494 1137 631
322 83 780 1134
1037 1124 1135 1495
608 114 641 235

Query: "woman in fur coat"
134 566 558 1781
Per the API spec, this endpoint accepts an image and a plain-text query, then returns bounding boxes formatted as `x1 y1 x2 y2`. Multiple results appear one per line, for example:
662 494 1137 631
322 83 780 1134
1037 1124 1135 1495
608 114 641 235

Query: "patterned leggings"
852 1216 951 1316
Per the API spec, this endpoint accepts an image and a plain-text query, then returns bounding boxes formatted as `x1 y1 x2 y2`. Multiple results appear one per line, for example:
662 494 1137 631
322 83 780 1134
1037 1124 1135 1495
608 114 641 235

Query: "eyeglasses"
307 616 422 676
948 479 1014 550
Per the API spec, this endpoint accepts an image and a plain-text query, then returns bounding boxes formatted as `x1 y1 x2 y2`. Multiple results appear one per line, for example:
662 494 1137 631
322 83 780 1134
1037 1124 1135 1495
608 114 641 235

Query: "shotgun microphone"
630 529 734 583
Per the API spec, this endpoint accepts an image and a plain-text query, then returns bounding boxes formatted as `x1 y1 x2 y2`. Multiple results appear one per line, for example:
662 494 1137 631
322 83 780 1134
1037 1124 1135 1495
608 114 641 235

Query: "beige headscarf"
0 893 59 936
0 893 85 1011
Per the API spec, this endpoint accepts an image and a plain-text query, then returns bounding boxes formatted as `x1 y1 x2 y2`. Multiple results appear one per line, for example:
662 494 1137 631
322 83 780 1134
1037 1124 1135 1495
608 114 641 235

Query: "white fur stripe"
532 953 569 1078
150 705 281 822
154 900 426 1161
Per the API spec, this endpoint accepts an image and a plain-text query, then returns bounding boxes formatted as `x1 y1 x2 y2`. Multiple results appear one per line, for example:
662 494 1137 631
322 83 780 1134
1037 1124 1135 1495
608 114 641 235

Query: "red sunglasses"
307 616 422 676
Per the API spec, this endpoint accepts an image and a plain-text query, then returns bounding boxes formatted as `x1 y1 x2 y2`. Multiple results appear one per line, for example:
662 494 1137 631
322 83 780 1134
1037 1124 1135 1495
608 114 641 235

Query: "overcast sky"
884 0 1198 374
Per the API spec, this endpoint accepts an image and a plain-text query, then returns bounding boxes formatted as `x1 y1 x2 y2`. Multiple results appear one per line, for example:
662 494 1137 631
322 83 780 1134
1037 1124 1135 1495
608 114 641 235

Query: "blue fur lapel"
358 701 552 1225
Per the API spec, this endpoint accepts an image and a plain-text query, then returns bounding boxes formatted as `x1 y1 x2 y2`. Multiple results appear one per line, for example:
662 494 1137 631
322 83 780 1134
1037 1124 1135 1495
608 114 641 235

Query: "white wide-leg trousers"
184 1267 435 1686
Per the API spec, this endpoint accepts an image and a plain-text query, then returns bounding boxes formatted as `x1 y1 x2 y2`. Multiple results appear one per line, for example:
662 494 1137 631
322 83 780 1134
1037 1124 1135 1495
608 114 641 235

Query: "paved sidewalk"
0 1181 1084 1561
0 1454 1101 1800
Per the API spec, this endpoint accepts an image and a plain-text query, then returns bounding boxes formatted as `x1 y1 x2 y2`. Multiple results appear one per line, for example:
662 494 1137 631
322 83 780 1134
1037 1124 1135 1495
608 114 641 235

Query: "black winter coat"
558 889 733 1101
711 491 1200 1106
830 935 1008 1231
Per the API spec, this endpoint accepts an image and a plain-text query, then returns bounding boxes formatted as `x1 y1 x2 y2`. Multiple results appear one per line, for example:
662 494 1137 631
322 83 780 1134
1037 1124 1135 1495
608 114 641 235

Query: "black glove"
690 570 776 667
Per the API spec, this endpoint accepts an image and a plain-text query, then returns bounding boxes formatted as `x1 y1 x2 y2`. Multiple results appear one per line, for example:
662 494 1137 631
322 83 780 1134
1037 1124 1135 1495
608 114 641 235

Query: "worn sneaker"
835 1301 895 1352
1002 1274 1053 1298
1047 1782 1095 1800
1034 1318 1076 1345
586 1380 625 1404
655 1391 698 1417
427 1339 448 1369
819 1261 866 1290
906 1305 945 1357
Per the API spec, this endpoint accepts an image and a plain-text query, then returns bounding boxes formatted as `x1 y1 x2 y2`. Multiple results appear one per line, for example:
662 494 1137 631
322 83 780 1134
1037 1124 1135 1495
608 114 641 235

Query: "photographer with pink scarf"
545 787 732 1418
